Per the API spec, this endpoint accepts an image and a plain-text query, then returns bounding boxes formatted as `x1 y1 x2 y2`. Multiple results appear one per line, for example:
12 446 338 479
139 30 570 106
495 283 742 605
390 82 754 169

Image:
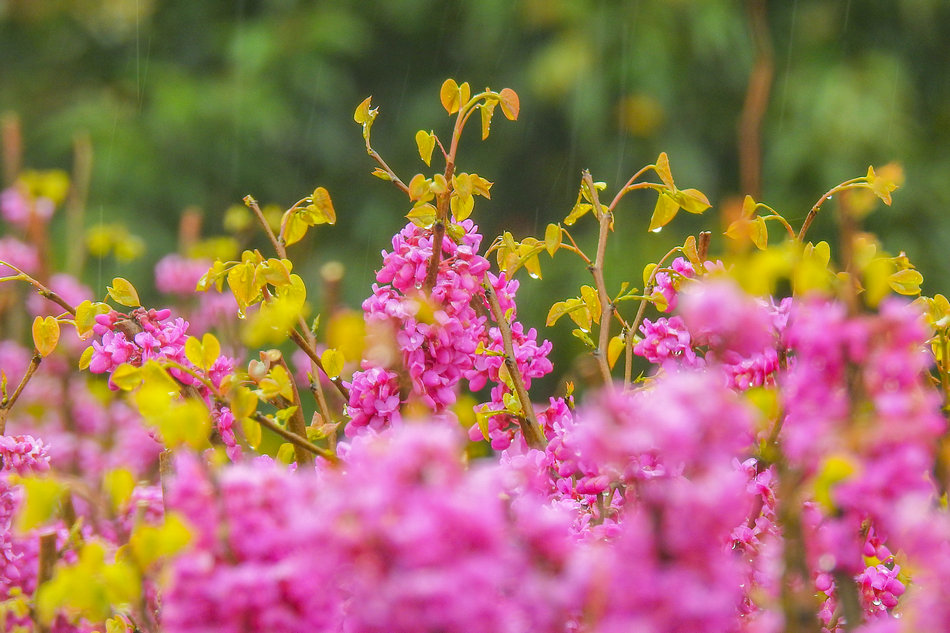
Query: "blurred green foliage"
2 0 949 378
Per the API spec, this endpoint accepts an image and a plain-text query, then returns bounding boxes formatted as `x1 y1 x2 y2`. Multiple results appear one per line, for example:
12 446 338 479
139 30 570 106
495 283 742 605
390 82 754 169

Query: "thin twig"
0 351 42 435
582 171 616 389
244 195 285 257
276 355 315 466
797 181 866 242
288 328 350 400
483 281 546 449
252 412 336 461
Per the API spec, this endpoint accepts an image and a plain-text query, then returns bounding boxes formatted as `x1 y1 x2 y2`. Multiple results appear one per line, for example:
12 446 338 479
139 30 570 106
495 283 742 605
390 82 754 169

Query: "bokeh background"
2 0 949 366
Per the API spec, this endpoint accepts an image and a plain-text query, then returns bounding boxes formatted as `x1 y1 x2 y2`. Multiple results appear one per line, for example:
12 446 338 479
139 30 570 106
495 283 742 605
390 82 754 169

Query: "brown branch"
483 281 546 449
245 195 285 257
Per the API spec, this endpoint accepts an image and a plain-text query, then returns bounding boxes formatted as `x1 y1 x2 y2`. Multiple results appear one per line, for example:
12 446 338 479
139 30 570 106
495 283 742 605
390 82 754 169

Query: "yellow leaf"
450 194 474 222
406 203 437 228
78 345 94 370
241 415 262 450
415 130 436 166
580 285 601 321
107 277 140 308
14 475 65 533
111 363 143 391
751 216 769 251
642 263 657 285
32 316 60 357
480 102 496 140
74 301 110 340
544 223 561 256
440 78 461 114
408 173 432 202
184 336 204 369
523 253 542 280
229 385 259 421
498 88 520 121
888 268 923 296
103 468 136 513
309 187 336 225
371 168 391 180
353 96 373 124
459 82 471 107
654 152 674 190
282 212 308 246
129 512 192 569
682 235 700 266
607 335 624 369
321 348 345 379
675 188 711 214
741 194 757 218
648 192 679 232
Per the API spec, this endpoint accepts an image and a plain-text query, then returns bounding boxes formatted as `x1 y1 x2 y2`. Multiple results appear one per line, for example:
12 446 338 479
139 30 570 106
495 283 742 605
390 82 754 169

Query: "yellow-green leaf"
648 192 679 232
607 335 624 369
353 96 373 124
283 212 309 246
309 187 336 225
751 216 769 251
103 468 136 513
241 415 262 450
107 277 140 308
642 262 658 286
32 316 60 357
654 152 674 190
440 78 461 114
676 188 711 214
450 194 474 222
544 223 562 256
682 235 700 266
74 301 110 340
129 512 192 569
415 130 436 166
229 385 259 421
111 363 143 391
580 285 601 321
14 475 65 533
889 268 923 296
321 348 345 379
407 203 437 228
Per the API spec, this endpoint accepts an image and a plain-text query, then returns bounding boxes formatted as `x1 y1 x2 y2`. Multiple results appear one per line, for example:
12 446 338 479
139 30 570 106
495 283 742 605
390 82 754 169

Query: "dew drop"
650 226 663 233
527 271 540 280
415 282 423 289
237 311 246 320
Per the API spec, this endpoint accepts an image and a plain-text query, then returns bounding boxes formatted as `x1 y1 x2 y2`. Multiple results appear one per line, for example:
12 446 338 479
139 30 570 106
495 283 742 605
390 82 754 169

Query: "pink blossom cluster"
87 306 239 459
346 221 554 446
163 426 581 633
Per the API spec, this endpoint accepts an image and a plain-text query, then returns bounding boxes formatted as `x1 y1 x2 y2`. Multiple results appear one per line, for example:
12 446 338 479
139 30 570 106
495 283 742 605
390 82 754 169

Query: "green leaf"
321 348 345 380
675 188 711 214
107 277 140 308
229 385 259 421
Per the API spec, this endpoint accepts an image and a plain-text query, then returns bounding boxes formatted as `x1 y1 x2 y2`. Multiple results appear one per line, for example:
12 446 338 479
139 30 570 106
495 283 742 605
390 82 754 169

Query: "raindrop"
527 271 540 280
651 226 663 233
237 311 246 320
414 282 423 290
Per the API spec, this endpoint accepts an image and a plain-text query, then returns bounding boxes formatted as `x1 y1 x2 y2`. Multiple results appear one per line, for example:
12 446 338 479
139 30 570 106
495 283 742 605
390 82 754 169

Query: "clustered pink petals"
348 221 554 448
0 434 50 475
87 306 239 458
